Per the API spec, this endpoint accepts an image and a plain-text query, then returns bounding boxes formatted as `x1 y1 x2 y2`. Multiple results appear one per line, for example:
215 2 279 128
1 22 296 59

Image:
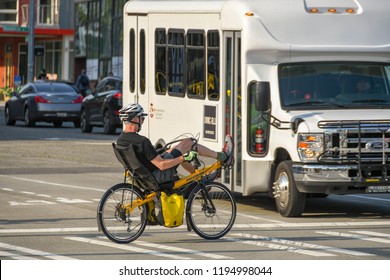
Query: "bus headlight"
297 133 324 162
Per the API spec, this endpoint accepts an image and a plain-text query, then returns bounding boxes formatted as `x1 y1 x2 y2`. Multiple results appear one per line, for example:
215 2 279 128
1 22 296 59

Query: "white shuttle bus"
122 0 390 216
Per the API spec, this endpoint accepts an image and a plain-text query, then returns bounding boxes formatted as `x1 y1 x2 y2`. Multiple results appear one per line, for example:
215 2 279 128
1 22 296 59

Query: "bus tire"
273 160 305 217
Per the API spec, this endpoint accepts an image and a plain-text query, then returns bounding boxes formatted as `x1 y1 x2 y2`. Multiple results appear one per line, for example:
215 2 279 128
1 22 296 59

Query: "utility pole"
27 0 35 82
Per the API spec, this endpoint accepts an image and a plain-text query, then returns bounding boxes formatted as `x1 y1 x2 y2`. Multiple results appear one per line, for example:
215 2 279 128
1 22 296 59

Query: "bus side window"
187 30 205 99
207 30 220 101
155 28 167 94
167 29 185 97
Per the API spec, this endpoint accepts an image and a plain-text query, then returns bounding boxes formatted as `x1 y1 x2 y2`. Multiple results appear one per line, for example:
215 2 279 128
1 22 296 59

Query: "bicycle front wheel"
186 182 236 240
97 183 148 243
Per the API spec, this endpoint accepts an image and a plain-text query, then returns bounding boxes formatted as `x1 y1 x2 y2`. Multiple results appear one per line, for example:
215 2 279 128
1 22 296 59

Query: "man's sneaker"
222 134 234 168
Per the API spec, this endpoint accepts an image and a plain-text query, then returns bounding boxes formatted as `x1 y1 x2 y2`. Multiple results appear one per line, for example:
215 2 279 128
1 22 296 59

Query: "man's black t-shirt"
116 132 159 172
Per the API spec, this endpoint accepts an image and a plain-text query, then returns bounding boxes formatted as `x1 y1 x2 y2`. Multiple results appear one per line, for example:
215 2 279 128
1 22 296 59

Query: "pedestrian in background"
76 69 90 97
37 69 48 81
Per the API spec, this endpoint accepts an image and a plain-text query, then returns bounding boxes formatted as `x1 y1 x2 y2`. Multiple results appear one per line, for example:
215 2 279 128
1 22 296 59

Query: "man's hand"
183 151 198 162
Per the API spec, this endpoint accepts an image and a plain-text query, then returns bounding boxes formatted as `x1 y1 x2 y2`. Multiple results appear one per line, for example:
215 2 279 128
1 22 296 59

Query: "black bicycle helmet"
119 103 148 122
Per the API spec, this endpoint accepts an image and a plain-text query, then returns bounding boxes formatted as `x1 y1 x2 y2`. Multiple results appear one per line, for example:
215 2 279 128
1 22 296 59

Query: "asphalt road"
1 105 390 263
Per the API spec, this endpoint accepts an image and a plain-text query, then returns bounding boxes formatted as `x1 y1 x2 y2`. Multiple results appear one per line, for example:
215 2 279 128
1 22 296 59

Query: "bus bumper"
292 163 390 194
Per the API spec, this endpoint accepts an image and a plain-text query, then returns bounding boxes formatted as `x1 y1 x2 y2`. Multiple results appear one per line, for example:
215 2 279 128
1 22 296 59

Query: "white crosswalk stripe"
229 233 374 257
64 236 192 260
316 231 390 244
133 240 232 259
0 242 77 260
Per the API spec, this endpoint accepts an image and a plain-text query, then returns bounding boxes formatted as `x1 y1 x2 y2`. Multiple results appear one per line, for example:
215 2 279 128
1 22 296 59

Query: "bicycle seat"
112 143 173 191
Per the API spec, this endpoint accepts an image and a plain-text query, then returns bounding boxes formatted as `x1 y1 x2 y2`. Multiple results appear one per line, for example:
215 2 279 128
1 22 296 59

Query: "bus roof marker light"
328 8 337 13
346 8 355 14
245 11 254 16
309 8 319 13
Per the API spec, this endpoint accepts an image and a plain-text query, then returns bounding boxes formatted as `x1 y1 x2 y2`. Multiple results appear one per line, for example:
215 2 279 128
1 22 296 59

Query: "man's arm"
150 154 184 170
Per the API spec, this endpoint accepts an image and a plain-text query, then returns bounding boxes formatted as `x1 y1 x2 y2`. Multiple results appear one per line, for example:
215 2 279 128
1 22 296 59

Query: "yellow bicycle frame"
123 160 222 215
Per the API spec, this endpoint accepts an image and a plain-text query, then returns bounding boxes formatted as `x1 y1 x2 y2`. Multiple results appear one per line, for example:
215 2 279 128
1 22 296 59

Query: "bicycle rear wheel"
97 183 148 243
186 182 236 240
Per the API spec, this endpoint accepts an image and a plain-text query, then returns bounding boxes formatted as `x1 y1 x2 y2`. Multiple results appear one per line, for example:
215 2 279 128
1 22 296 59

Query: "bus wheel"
273 160 305 217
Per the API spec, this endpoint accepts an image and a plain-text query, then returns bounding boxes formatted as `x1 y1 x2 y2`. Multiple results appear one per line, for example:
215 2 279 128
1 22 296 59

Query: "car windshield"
35 83 76 93
279 62 390 109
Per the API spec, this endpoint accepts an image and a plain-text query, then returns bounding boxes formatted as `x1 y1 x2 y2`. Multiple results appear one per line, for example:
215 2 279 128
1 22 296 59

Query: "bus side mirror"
253 81 270 112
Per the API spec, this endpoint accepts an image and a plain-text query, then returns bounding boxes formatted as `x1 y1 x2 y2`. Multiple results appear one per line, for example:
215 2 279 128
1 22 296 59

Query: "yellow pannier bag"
158 191 185 228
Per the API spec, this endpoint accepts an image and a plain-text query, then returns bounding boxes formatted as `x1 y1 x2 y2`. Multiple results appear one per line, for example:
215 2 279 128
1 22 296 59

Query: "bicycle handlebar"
157 137 201 168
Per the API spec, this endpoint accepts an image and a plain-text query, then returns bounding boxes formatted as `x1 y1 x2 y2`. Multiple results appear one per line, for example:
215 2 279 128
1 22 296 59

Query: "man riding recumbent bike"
97 134 236 244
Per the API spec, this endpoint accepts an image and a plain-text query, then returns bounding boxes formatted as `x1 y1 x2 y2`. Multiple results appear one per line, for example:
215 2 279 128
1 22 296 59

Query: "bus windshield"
279 62 390 109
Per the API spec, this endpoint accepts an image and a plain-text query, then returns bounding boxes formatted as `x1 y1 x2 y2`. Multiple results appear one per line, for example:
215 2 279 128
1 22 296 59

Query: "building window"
0 0 18 23
75 2 87 57
187 30 205 99
112 0 126 78
155 29 166 94
35 41 63 80
86 0 100 80
167 29 185 96
207 30 220 100
37 0 59 26
98 0 113 78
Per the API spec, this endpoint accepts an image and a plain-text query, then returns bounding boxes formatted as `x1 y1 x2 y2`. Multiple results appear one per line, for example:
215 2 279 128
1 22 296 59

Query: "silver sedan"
4 81 83 128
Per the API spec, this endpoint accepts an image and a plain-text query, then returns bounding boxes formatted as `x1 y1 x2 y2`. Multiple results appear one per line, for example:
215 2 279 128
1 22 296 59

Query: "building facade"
0 0 75 92
74 0 126 82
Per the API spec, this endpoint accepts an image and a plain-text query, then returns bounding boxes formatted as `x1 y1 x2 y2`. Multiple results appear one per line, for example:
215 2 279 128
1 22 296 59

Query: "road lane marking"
351 231 390 238
235 213 282 223
2 220 390 234
21 191 35 195
232 233 373 257
56 197 92 204
227 233 334 257
0 250 38 260
3 188 94 205
64 236 191 260
0 227 99 234
0 174 105 192
232 220 390 229
133 240 232 259
317 231 390 244
0 242 77 260
9 200 57 206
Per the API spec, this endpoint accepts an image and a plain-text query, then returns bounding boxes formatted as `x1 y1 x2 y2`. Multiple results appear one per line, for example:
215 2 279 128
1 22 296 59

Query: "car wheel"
24 107 35 127
5 106 16 125
73 120 80 128
80 109 93 133
53 121 63 127
103 110 116 134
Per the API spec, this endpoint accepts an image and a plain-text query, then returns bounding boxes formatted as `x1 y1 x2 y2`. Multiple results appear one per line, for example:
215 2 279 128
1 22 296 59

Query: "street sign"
14 75 22 86
3 25 29 32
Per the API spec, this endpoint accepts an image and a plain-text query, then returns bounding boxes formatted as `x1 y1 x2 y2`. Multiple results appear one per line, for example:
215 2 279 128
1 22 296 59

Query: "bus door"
127 14 149 133
223 31 242 193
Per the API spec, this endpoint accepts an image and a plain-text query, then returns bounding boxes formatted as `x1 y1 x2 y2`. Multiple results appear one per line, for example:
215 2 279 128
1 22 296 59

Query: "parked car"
80 76 122 134
4 81 83 127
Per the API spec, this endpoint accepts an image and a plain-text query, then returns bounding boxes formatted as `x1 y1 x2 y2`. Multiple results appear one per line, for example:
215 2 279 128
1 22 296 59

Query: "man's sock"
216 152 227 162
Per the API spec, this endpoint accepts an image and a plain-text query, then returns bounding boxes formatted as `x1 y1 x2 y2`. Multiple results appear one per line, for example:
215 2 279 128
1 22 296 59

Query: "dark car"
80 76 122 134
4 81 83 127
